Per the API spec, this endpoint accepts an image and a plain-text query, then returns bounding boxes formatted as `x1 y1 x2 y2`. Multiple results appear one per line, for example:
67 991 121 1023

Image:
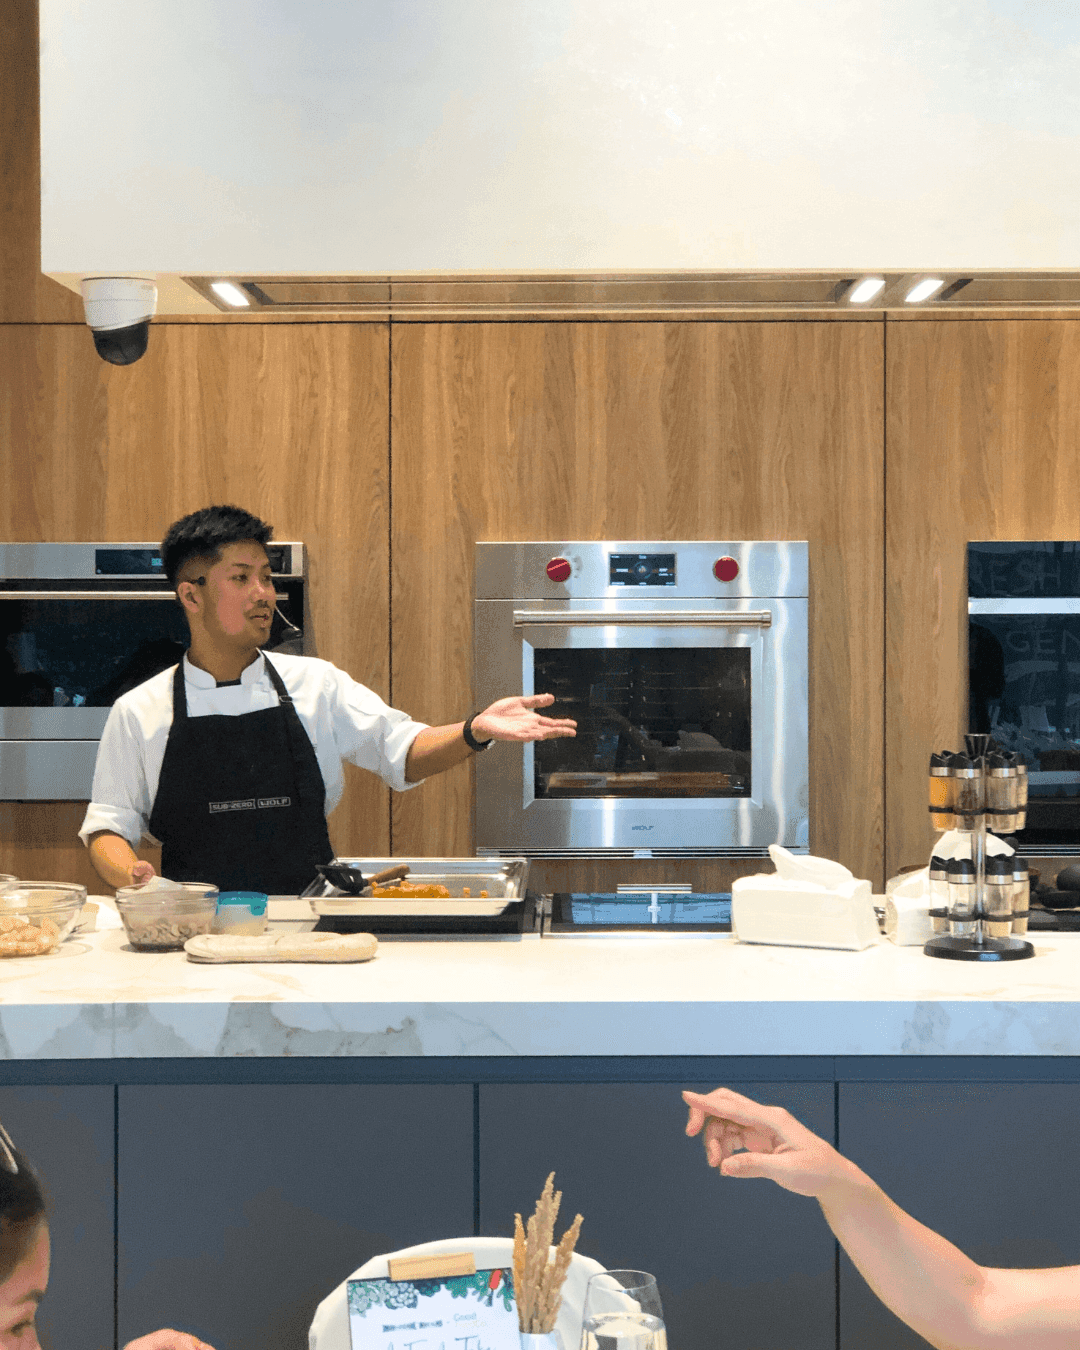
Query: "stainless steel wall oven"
474 541 808 858
0 542 306 800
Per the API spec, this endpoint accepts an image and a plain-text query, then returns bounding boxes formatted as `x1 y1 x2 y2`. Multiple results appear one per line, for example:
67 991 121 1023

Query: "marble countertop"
3 906 1080 1058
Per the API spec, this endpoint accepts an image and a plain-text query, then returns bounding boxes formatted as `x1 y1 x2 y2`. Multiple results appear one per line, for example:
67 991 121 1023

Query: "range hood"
40 1 1080 316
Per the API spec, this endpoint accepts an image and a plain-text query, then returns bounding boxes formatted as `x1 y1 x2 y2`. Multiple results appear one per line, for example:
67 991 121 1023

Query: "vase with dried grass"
513 1172 584 1350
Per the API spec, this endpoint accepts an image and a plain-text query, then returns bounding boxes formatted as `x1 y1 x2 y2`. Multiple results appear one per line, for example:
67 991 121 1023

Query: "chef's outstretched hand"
471 694 577 743
130 860 156 887
123 1331 216 1350
683 1087 853 1198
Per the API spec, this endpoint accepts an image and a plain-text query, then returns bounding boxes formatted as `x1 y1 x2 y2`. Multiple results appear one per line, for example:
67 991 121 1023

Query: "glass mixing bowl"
114 884 218 952
0 882 87 957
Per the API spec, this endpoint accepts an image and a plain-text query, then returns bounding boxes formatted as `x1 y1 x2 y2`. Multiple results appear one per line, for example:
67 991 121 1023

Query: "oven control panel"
608 552 676 586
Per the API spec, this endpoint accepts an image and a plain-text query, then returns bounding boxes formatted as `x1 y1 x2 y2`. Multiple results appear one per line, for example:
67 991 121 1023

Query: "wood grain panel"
885 319 1080 876
391 322 885 886
0 0 84 323
0 322 390 885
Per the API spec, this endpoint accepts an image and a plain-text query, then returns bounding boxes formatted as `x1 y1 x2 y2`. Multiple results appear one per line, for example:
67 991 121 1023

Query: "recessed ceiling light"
905 278 944 304
210 280 250 307
848 277 885 304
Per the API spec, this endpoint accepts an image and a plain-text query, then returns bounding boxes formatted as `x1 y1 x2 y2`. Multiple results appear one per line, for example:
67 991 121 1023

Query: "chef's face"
0 1223 48 1350
181 541 276 647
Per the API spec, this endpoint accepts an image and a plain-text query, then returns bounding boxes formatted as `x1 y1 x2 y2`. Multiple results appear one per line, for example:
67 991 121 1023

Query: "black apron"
147 656 334 895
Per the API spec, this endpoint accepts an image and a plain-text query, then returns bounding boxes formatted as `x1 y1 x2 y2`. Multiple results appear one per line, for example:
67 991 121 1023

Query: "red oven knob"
714 556 739 583
545 557 572 583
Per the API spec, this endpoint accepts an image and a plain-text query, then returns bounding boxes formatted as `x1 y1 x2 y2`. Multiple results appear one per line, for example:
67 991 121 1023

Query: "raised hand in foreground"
683 1086 855 1197
683 1086 1080 1350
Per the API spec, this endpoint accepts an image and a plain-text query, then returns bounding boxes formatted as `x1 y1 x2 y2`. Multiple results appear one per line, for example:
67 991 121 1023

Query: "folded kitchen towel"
184 932 378 963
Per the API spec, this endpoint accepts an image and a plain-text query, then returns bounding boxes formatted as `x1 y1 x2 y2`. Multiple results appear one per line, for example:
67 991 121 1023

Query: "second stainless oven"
474 541 808 857
0 542 307 799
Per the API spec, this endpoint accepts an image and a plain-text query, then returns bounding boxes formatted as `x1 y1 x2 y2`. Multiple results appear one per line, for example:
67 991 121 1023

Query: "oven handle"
0 591 292 602
512 608 772 628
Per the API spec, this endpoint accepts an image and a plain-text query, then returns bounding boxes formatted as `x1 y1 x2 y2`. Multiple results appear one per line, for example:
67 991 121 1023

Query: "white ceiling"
39 0 1080 302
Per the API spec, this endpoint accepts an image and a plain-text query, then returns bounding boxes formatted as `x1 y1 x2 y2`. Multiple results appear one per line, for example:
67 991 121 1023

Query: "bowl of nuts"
0 882 87 957
114 884 218 952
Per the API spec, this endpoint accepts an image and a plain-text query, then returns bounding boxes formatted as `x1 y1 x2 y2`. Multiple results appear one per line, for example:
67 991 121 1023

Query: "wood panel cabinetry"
0 322 391 880
885 320 1080 877
390 321 885 883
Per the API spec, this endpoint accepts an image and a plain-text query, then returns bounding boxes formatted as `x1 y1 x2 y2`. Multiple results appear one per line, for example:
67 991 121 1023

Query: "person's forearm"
88 831 142 889
404 724 472 782
819 1163 989 1350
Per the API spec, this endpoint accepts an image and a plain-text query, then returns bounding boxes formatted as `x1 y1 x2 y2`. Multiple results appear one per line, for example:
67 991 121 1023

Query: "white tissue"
884 870 934 945
767 844 855 889
932 830 1014 862
133 874 181 892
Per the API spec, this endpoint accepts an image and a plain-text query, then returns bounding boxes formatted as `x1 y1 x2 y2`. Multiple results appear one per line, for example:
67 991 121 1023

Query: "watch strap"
463 713 494 752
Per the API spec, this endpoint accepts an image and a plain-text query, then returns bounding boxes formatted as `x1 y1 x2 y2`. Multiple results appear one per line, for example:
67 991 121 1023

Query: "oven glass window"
971 614 1080 845
0 600 189 707
533 648 751 798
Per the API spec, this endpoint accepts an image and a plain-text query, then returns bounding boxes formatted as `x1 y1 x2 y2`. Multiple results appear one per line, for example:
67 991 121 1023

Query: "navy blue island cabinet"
5 1058 1080 1350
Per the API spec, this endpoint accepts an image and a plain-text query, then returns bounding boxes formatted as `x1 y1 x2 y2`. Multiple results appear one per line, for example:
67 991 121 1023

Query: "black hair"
0 1147 46 1283
160 505 274 587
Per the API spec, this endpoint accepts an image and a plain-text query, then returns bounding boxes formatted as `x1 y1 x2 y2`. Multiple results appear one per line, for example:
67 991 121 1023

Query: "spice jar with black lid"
928 855 950 934
1011 856 1030 936
947 857 978 938
1013 757 1028 832
984 753 1017 834
929 753 955 831
984 856 1013 938
951 754 984 832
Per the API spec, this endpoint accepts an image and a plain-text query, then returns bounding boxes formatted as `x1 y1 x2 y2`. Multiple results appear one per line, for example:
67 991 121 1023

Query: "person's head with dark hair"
160 505 273 590
160 506 279 668
0 1124 212 1350
0 1135 48 1349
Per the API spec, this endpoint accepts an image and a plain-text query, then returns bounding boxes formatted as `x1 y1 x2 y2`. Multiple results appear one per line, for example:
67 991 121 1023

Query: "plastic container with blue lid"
211 891 268 935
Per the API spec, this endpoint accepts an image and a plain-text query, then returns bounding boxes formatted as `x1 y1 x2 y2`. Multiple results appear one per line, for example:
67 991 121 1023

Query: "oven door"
0 583 305 799
970 598 1080 850
474 597 808 855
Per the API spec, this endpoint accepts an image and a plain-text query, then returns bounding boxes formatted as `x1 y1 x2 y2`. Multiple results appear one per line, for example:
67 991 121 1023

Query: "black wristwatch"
462 713 494 752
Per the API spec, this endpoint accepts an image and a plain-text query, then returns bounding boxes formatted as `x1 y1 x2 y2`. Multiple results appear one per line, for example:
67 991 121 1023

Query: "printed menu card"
348 1269 518 1350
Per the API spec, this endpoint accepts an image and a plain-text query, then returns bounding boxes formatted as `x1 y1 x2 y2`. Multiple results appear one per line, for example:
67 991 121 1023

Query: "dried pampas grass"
513 1172 585 1334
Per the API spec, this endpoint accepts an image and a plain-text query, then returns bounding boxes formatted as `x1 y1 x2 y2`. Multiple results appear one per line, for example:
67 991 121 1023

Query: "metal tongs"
314 861 411 896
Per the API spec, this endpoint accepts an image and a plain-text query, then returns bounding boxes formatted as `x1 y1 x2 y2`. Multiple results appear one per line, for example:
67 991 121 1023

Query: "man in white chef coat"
80 504 575 893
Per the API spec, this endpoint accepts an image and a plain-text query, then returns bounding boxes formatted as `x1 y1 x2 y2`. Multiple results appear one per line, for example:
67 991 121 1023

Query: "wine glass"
580 1270 666 1350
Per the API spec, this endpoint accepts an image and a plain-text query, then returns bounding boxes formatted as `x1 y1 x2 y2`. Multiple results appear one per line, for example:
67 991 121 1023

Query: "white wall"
40 0 1080 279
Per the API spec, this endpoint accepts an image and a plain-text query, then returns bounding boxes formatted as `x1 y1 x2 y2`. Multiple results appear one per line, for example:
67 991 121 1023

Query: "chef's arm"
683 1088 1080 1350
404 694 576 784
87 831 156 890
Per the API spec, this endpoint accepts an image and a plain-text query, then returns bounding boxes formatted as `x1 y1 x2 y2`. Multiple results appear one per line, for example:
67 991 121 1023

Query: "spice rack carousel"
924 734 1035 962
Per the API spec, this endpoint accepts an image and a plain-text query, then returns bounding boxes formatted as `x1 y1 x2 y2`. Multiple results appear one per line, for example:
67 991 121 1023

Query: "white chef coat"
78 652 428 850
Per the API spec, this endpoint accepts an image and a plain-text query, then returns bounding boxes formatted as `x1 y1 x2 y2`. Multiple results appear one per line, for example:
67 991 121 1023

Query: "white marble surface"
2 913 1080 1058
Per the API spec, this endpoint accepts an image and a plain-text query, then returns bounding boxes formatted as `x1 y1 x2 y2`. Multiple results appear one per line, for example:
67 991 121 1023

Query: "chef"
79 504 576 894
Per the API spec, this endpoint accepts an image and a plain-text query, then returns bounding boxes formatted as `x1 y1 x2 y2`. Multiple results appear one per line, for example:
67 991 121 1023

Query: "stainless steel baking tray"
308 857 530 917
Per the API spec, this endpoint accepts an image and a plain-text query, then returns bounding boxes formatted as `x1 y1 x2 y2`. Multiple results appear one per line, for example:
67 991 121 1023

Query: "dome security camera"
80 278 157 366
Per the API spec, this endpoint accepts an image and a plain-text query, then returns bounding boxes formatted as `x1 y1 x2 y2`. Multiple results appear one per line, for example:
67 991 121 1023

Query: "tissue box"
732 876 880 951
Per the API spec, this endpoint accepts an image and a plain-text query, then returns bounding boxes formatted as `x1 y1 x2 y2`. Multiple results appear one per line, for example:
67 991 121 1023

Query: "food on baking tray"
0 914 60 957
370 881 452 899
